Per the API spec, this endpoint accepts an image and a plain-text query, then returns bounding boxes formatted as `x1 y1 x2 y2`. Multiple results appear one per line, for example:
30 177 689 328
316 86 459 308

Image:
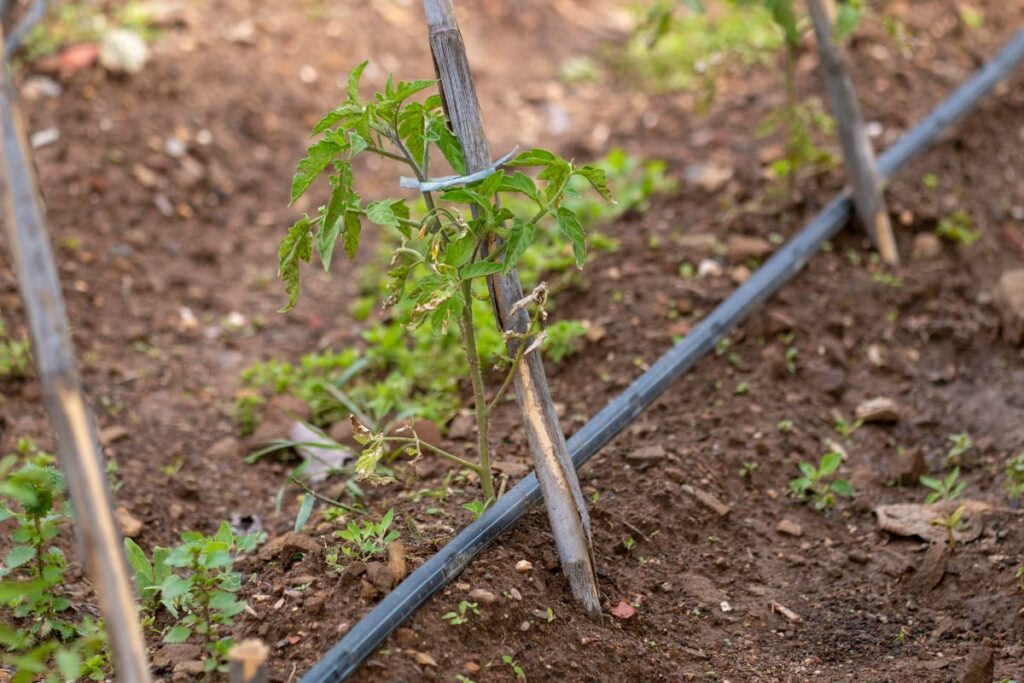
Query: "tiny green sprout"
334 508 400 561
931 504 966 551
461 500 486 520
922 172 939 190
622 536 636 552
679 262 695 279
734 382 749 395
777 418 793 433
715 338 731 356
441 600 479 626
936 210 980 246
871 271 903 288
784 346 798 373
739 461 758 480
502 654 526 680
590 490 601 504
545 606 555 622
1005 453 1024 500
920 467 966 505
895 625 910 644
790 451 853 510
455 676 476 683
833 416 862 440
945 432 973 467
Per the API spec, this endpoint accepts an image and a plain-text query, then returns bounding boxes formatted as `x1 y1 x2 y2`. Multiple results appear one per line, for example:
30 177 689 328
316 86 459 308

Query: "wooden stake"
229 639 270 683
806 0 900 265
422 0 601 616
0 41 152 683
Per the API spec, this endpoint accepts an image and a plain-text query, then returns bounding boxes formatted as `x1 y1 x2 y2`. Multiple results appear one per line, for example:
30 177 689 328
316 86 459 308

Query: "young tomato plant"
0 439 111 680
920 467 966 504
278 64 612 508
127 522 263 675
441 600 479 626
931 504 966 551
334 508 399 561
790 451 853 510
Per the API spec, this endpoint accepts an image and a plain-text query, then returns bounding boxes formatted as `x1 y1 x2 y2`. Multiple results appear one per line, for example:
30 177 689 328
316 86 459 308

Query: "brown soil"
2 0 1024 681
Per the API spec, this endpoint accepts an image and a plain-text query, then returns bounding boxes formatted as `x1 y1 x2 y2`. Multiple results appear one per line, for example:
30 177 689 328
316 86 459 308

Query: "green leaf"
366 201 399 228
919 475 940 490
290 137 344 204
503 218 535 273
460 260 503 280
497 171 538 200
510 148 558 167
444 234 476 268
555 207 586 269
163 625 192 644
798 462 817 479
294 495 315 533
539 158 572 202
347 61 369 102
159 574 192 602
398 103 429 168
278 216 313 312
311 102 363 135
55 648 82 681
429 117 466 174
473 170 504 199
574 165 615 203
833 1 864 41
391 79 436 104
343 211 361 260
123 538 154 587
318 182 347 271
830 479 854 497
819 451 843 476
3 545 35 570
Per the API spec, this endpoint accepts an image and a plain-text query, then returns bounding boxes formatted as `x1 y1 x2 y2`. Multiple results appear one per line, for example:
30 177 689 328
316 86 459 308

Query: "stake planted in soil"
229 639 270 683
806 0 899 264
422 0 601 615
0 42 152 683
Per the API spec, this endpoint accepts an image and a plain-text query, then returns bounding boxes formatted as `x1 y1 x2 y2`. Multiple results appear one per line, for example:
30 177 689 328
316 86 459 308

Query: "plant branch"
288 476 361 514
457 280 495 503
381 436 480 472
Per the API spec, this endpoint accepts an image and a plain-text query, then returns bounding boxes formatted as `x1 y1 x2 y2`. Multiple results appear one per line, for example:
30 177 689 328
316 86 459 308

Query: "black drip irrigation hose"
302 28 1024 683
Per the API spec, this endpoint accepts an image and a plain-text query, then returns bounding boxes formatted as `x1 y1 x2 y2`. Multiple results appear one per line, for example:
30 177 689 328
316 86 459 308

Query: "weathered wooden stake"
422 0 601 615
0 42 152 682
806 0 900 265
229 639 270 683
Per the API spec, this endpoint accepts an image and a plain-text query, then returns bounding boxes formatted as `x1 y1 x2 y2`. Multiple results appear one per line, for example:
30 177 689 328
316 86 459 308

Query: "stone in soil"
959 645 994 683
726 235 773 263
994 269 1024 344
776 519 803 537
626 444 667 462
854 397 901 423
115 507 144 538
911 233 942 261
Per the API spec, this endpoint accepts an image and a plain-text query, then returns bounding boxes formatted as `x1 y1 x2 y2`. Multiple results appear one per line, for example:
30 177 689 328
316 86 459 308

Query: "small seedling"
833 416 862 440
622 536 636 552
502 654 526 680
1005 453 1024 500
777 418 793 433
0 439 111 680
739 461 758 480
936 210 980 246
790 451 853 510
931 504 966 550
154 522 264 674
0 317 31 379
461 499 486 520
945 432 973 467
920 467 966 504
894 625 910 644
441 600 479 626
334 508 399 561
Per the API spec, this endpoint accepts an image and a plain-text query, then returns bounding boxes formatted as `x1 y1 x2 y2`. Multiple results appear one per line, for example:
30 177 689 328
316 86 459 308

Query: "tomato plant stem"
458 280 495 503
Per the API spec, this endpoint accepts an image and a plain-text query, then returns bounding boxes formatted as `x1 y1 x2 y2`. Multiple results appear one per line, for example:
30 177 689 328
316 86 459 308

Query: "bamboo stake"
0 41 152 682
806 0 899 265
230 639 270 683
421 0 600 616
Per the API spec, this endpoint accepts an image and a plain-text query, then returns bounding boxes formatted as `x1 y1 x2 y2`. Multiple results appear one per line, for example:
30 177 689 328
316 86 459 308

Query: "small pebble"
515 560 533 574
